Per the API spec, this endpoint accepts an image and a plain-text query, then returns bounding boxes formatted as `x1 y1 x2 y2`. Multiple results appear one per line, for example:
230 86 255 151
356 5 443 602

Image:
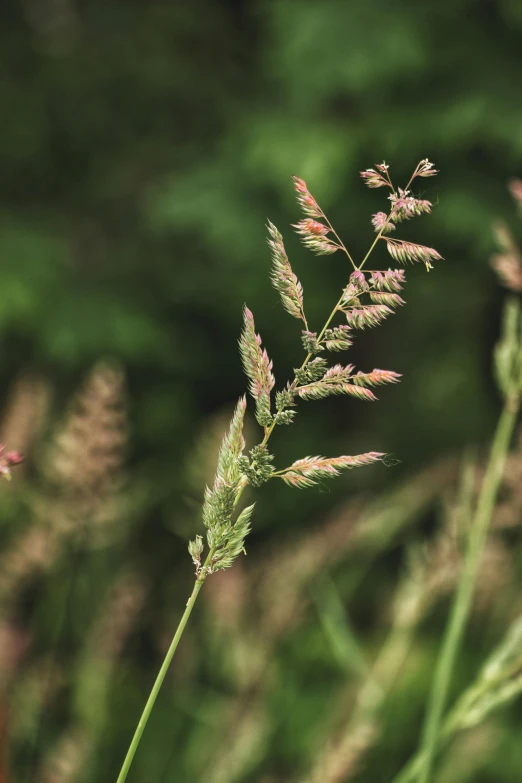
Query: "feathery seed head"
349 270 369 292
301 330 323 354
413 158 438 178
274 409 296 425
352 369 402 387
370 269 406 292
344 305 394 329
239 306 275 425
341 283 362 305
296 364 379 402
360 168 391 189
278 452 386 489
323 324 353 352
209 503 255 572
238 444 275 487
193 158 441 573
371 211 395 233
384 237 442 270
369 291 405 307
389 188 433 223
276 388 296 411
294 357 328 386
267 220 306 323
215 396 247 487
188 535 204 572
292 175 323 218
293 219 339 255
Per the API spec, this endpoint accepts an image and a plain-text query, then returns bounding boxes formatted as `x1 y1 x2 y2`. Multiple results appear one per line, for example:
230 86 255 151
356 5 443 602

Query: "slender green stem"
115 550 214 783
321 213 356 269
357 209 394 272
415 395 520 783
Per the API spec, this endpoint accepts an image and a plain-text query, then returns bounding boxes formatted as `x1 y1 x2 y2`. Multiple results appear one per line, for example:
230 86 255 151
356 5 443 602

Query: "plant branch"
321 213 356 269
115 549 215 783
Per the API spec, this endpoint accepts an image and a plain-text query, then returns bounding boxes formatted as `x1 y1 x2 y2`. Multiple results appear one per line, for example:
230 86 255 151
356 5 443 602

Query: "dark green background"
2 1 522 781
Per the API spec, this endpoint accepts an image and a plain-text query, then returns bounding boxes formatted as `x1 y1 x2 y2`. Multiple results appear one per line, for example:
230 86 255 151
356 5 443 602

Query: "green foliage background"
2 1 522 781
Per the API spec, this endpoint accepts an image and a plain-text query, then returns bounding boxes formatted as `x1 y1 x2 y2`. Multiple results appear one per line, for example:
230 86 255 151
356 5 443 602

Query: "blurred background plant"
3 1 522 781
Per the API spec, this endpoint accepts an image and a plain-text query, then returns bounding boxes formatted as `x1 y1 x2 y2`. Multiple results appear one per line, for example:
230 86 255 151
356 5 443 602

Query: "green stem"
115 551 214 783
415 395 520 783
357 210 394 272
321 213 356 269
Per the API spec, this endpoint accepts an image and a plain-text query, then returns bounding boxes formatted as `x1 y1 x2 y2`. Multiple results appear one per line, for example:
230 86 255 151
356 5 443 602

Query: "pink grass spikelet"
369 291 405 307
267 220 306 323
360 167 391 189
341 283 361 305
412 158 438 178
388 189 433 223
296 364 378 402
292 175 323 218
293 219 339 256
370 269 406 292
349 270 369 291
239 307 275 402
341 272 369 304
321 364 356 381
340 383 378 401
344 305 394 329
384 238 442 270
239 307 275 426
279 452 386 488
323 324 353 352
352 369 402 387
371 211 395 233
215 396 247 486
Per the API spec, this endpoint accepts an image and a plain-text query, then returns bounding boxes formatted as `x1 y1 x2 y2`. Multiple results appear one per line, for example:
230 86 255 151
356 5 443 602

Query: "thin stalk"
358 209 395 272
389 655 517 783
321 213 356 269
115 549 215 783
25 534 88 781
415 395 520 783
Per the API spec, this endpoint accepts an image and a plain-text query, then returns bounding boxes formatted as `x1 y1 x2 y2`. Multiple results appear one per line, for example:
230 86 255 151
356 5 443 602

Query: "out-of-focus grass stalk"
24 542 86 781
416 296 522 783
415 399 520 783
303 451 473 783
392 612 522 783
311 576 370 678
